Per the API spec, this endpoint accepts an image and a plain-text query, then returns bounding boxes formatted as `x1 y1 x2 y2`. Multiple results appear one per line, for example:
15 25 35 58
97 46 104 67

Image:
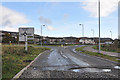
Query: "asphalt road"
18 45 119 79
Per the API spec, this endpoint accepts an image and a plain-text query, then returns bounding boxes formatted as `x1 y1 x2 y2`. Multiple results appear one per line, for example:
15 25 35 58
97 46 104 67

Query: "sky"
0 0 119 39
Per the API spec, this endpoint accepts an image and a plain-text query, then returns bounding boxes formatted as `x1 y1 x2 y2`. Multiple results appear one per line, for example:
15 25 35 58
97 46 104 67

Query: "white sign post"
19 27 34 51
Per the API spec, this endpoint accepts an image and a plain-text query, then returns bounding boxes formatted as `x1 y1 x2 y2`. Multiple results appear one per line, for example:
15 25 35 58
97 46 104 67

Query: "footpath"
83 46 120 58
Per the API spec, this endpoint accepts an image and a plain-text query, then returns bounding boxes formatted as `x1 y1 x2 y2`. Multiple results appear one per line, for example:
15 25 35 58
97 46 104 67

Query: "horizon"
1 29 117 40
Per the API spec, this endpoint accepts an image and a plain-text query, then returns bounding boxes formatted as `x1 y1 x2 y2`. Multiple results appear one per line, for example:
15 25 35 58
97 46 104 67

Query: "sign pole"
25 35 28 51
41 25 42 47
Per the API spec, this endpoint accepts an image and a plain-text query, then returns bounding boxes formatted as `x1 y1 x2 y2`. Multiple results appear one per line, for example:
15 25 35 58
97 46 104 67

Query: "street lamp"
91 29 94 44
70 34 73 44
41 25 46 47
79 24 84 37
98 0 101 53
91 29 94 37
79 24 84 45
110 31 112 38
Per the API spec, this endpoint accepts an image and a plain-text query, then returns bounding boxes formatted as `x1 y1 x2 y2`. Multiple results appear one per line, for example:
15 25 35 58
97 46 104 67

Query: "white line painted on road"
63 55 68 59
72 48 76 53
60 51 63 55
60 51 68 59
66 53 90 67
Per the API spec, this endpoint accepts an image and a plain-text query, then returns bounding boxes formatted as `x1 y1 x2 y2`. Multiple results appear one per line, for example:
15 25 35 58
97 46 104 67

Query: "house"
46 37 63 44
63 37 77 44
79 37 95 44
104 40 113 44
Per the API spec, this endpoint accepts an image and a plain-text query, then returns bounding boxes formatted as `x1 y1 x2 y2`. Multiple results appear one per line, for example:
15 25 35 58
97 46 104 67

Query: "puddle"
102 69 111 72
33 67 37 70
114 66 120 69
71 68 111 73
72 69 80 72
42 66 70 71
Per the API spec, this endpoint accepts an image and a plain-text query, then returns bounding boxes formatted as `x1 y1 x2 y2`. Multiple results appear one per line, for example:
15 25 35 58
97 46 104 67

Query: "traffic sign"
19 27 34 41
19 27 34 51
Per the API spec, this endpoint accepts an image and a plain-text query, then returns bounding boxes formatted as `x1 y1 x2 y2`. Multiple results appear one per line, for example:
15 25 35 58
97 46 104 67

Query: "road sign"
19 27 34 51
19 27 34 41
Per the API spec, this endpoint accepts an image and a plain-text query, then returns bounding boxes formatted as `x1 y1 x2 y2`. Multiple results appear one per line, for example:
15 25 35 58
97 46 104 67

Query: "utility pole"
98 0 101 53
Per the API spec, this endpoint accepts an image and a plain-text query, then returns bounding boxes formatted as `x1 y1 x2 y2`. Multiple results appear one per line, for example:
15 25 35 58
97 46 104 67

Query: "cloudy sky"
0 0 119 39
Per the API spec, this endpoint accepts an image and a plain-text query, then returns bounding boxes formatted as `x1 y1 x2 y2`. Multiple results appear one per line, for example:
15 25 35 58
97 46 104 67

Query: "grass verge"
76 46 120 62
92 45 120 53
2 45 50 80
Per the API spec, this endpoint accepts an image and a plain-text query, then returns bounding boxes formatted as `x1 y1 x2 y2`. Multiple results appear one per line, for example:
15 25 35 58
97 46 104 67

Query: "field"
2 45 50 79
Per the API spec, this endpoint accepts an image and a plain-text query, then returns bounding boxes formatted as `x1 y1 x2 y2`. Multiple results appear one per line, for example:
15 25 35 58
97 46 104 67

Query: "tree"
2 33 17 43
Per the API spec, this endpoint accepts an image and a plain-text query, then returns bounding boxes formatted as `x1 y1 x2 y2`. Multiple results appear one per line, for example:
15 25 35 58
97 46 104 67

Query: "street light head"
91 29 94 31
43 25 46 26
79 24 82 26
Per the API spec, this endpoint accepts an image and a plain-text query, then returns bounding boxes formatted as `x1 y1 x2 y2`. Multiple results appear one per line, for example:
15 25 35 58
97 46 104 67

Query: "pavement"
84 46 120 57
14 45 119 79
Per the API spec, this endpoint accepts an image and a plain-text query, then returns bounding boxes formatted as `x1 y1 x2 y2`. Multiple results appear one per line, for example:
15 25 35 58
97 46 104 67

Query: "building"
93 37 113 44
63 37 77 44
79 37 95 44
0 30 114 45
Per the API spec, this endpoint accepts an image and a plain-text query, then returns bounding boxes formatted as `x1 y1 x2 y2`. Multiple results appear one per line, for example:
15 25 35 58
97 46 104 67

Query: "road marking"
63 55 68 59
61 51 63 54
72 48 76 53
60 51 68 59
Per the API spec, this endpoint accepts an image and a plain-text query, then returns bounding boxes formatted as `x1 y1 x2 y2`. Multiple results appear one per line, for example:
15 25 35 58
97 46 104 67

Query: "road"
18 45 119 79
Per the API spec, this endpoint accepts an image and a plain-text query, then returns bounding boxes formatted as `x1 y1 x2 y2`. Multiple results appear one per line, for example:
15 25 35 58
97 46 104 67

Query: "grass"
93 45 120 53
2 45 50 80
76 46 120 62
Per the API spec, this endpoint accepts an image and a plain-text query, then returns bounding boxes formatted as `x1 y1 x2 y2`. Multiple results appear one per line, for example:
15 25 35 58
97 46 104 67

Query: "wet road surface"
18 45 119 79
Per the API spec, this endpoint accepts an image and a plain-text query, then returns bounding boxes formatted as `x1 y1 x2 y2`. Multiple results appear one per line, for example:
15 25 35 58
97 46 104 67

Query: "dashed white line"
60 51 68 59
63 55 68 59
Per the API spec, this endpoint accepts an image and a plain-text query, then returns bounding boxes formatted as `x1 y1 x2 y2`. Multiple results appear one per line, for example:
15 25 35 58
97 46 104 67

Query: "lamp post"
79 24 84 45
41 25 46 47
91 29 94 44
98 0 101 53
110 31 112 38
91 29 94 37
